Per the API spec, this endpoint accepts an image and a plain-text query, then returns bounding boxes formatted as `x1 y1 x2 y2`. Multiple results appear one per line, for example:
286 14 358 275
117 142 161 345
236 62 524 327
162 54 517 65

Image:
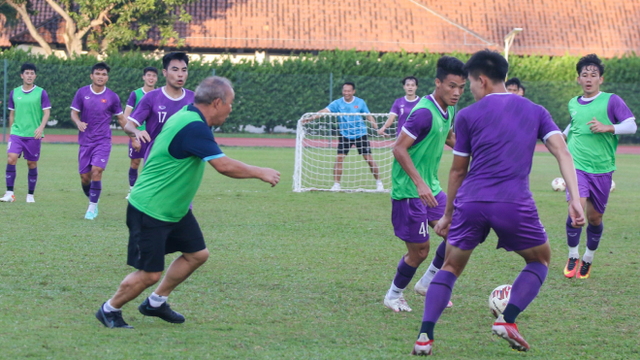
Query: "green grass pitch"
0 144 639 359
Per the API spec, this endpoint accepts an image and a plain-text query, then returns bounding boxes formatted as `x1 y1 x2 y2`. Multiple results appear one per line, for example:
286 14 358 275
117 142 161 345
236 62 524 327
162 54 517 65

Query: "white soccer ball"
489 284 512 318
610 180 616 193
551 178 566 192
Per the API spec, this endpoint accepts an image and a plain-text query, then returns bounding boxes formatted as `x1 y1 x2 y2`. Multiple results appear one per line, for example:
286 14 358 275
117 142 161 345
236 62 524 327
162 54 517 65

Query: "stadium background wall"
1 48 639 143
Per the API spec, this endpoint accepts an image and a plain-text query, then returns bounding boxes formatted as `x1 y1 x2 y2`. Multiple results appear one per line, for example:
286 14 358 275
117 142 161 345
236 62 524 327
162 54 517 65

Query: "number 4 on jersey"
419 222 427 237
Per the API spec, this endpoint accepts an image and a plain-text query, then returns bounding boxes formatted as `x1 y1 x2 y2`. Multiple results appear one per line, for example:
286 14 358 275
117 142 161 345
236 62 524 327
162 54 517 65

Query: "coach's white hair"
194 76 233 105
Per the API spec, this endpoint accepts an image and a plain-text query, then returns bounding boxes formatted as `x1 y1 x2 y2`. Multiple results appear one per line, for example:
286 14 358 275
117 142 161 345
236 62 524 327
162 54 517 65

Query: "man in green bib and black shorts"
1 63 51 203
383 57 465 312
121 66 158 199
96 76 281 329
562 54 637 279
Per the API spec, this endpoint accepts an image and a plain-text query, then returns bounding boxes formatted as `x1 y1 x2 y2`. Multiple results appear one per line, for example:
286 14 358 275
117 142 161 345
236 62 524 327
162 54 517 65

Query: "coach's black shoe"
138 298 185 323
96 303 134 329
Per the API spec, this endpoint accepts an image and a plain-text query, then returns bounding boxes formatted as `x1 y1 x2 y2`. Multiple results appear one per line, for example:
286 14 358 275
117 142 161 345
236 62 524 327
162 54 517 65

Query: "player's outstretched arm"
209 156 280 187
302 108 330 124
434 155 469 237
70 110 87 132
123 120 150 145
393 132 437 207
545 133 585 227
366 115 379 131
378 114 396 135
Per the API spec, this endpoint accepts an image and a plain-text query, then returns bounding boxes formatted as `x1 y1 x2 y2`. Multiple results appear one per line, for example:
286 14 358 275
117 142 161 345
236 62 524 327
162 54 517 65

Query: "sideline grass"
41 128 296 138
0 144 638 359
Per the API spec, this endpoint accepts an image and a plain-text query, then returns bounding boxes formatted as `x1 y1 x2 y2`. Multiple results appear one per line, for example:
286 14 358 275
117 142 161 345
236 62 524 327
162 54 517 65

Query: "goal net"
294 112 396 192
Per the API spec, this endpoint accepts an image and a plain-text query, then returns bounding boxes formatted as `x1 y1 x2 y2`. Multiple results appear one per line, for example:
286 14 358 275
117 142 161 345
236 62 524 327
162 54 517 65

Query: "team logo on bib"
571 111 577 117
17 97 22 100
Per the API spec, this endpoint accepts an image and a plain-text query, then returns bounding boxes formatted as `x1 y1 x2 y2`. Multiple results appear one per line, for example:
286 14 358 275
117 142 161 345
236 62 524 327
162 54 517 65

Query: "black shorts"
337 135 371 155
126 204 206 272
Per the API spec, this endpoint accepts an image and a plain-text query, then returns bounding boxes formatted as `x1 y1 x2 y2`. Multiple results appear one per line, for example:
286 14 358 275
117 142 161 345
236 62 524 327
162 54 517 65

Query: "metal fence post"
2 59 7 143
212 68 216 76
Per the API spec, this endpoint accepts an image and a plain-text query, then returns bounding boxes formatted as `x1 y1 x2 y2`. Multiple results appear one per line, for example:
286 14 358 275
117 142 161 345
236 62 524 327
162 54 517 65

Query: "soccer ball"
551 178 566 192
489 284 512 318
610 180 616 193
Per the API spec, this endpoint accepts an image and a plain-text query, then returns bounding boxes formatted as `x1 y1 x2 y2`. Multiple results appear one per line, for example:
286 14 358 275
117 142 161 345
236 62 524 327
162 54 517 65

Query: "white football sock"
103 299 121 313
418 263 439 287
149 292 168 307
568 246 579 259
88 202 97 212
129 186 134 191
583 249 595 263
386 283 404 300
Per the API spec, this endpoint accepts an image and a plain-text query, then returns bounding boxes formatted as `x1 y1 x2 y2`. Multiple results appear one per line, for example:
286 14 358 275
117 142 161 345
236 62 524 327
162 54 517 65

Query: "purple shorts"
7 134 41 161
566 169 612 214
78 142 112 174
128 138 149 160
447 199 547 252
391 191 447 243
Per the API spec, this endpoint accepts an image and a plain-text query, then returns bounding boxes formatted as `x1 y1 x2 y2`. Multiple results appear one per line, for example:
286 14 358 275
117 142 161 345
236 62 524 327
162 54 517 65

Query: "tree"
3 0 52 55
5 0 193 57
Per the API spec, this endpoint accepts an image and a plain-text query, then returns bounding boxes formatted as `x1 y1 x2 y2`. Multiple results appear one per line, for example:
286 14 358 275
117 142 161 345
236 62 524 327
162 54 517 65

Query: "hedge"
0 48 638 142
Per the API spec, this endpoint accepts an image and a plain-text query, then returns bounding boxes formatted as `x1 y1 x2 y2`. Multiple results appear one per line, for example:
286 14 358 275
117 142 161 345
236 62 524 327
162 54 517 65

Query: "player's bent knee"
186 249 209 265
142 271 163 285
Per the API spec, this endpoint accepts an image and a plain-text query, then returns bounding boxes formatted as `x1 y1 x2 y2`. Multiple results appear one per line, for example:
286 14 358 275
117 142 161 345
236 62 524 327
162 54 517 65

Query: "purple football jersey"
453 93 561 203
577 93 634 124
128 87 195 140
70 85 123 146
390 96 421 136
126 91 137 108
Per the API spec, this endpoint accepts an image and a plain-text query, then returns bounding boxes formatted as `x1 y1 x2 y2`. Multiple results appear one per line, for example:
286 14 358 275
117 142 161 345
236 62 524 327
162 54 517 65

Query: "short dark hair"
343 82 355 90
143 66 158 76
435 56 467 81
91 62 110 74
402 76 419 86
20 63 37 74
162 52 189 70
463 50 509 83
576 54 604 76
505 77 521 88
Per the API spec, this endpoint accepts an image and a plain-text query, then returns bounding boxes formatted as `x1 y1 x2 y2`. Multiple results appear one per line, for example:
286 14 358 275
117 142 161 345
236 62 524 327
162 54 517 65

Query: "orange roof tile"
1 0 638 57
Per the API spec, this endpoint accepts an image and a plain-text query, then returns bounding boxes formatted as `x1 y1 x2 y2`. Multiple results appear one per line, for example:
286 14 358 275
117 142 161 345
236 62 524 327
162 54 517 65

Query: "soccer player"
505 77 521 95
378 76 420 136
70 62 124 219
411 50 585 355
124 52 194 157
95 77 280 329
121 66 158 199
383 57 464 313
561 54 637 279
312 82 383 191
0 63 51 203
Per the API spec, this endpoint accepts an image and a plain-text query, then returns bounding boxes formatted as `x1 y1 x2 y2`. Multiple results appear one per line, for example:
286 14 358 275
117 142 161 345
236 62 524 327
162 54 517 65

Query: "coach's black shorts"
126 203 206 272
337 135 371 155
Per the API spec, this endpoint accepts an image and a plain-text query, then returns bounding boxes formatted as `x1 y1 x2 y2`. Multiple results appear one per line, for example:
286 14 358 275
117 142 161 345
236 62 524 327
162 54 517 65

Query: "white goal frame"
293 112 396 193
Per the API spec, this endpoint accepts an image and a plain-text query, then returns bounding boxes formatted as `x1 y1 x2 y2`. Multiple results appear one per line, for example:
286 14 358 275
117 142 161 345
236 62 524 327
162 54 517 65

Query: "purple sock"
422 270 457 323
89 181 102 203
586 222 603 251
82 183 90 198
128 167 138 187
393 256 417 289
506 262 548 319
28 168 38 194
6 164 16 191
566 215 582 247
432 241 446 269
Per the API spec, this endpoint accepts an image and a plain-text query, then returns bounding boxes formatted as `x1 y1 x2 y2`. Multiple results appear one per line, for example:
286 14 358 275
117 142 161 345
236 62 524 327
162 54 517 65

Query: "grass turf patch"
0 144 638 359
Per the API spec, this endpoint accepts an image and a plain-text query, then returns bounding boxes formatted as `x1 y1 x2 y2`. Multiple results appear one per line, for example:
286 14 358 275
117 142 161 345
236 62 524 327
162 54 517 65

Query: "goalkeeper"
315 82 383 191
